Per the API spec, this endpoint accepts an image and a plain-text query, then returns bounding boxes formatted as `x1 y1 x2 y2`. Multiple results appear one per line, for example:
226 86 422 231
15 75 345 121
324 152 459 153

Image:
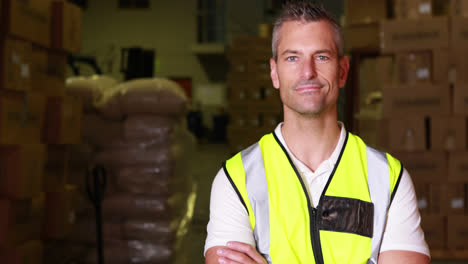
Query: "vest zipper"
310 207 324 264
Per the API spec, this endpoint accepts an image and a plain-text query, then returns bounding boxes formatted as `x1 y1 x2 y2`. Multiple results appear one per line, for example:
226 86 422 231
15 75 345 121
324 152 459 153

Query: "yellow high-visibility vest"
224 132 402 264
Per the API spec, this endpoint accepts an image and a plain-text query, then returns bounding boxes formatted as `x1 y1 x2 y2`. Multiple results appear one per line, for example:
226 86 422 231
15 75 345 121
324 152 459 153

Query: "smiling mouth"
295 84 322 93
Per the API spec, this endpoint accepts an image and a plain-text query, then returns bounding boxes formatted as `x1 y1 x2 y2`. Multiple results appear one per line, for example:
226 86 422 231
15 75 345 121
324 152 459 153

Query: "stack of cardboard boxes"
347 0 468 258
226 36 282 154
0 0 82 263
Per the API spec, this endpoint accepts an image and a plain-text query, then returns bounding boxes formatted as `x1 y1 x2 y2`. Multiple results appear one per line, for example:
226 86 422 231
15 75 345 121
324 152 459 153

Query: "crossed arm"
205 242 267 264
205 243 430 264
205 169 431 264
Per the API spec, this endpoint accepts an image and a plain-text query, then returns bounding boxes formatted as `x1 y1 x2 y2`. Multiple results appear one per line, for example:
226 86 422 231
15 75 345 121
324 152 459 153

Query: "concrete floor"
174 143 468 264
174 143 231 264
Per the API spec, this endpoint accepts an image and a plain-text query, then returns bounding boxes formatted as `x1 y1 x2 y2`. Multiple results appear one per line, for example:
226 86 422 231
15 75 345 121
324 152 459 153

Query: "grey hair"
271 0 344 60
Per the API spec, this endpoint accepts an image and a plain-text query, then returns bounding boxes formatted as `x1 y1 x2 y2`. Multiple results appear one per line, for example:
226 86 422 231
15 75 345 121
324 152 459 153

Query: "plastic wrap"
94 144 174 167
83 114 174 150
68 216 123 244
115 166 173 195
82 114 125 147
102 193 172 219
124 115 174 140
85 240 173 264
123 219 177 243
59 98 196 264
65 75 118 112
95 78 187 120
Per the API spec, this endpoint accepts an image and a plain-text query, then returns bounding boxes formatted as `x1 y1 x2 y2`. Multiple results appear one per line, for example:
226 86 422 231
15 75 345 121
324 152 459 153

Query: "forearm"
378 250 430 264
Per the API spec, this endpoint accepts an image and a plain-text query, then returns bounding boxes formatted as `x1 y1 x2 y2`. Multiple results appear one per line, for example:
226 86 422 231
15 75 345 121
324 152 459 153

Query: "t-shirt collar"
274 122 347 173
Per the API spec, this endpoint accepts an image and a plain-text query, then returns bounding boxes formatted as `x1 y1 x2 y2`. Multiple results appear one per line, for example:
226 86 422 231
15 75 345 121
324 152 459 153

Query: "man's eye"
317 55 329 61
286 56 298 61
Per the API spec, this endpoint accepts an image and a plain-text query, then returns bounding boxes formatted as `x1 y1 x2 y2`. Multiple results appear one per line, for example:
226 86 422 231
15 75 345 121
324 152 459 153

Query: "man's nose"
302 57 317 80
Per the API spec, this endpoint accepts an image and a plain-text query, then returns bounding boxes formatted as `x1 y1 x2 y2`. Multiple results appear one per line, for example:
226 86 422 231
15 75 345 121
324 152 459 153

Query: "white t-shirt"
204 123 430 257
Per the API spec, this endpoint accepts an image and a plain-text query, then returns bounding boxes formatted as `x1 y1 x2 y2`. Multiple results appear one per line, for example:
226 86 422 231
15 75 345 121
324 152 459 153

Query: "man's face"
270 20 349 117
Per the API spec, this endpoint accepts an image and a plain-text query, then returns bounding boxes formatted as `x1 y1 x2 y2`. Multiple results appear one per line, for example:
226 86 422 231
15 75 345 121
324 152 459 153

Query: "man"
205 1 430 263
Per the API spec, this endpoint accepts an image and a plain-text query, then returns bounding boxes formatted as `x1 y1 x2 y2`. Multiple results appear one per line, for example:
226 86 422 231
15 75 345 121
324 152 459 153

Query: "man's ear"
338 55 350 88
270 58 280 89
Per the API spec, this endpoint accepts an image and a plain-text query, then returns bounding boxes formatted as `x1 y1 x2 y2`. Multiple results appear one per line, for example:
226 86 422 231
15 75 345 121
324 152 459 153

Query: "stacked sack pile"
50 76 197 264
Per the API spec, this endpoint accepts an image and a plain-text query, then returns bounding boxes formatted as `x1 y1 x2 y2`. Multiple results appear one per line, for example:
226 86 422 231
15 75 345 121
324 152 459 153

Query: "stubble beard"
282 79 328 117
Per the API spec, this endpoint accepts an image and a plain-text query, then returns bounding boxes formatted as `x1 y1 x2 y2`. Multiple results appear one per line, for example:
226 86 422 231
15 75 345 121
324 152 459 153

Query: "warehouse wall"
81 0 344 82
80 0 344 127
81 0 202 82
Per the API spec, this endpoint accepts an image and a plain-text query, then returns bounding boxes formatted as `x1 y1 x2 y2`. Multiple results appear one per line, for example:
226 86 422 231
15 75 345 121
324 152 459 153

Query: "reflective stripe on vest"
224 132 402 264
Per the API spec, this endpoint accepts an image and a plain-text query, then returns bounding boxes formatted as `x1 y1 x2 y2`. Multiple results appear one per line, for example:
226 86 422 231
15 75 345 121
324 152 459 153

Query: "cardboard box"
0 91 46 144
42 185 76 239
249 57 271 82
420 214 446 249
0 240 43 264
448 152 468 182
380 17 449 53
227 125 265 153
446 183 466 214
228 55 249 74
43 145 69 192
451 0 468 16
229 111 250 127
395 51 431 84
0 37 32 92
451 17 468 48
262 83 280 104
382 84 450 117
249 99 282 113
345 0 386 26
388 117 427 151
434 0 450 15
51 1 82 53
262 111 282 130
431 116 467 151
249 81 278 102
0 198 43 248
453 82 468 114
450 18 468 82
395 50 449 85
31 46 66 96
447 215 468 249
228 85 249 103
376 56 395 84
0 145 46 199
357 118 385 149
0 0 51 48
42 96 83 144
344 23 380 51
393 151 447 183
431 183 466 214
415 183 431 214
453 49 468 83
394 0 432 19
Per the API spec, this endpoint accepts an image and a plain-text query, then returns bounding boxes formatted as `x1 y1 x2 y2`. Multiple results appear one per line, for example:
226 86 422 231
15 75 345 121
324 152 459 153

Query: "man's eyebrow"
314 49 333 54
280 49 301 56
280 49 335 56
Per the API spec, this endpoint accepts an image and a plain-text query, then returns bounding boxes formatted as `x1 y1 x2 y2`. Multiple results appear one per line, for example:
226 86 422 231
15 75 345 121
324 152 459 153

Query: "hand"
216 241 267 264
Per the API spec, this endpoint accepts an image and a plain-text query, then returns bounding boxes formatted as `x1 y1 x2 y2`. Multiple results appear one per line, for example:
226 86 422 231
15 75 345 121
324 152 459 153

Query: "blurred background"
0 0 467 263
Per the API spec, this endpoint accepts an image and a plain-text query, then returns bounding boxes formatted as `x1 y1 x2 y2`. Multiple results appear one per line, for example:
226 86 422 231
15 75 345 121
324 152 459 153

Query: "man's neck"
281 112 341 172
